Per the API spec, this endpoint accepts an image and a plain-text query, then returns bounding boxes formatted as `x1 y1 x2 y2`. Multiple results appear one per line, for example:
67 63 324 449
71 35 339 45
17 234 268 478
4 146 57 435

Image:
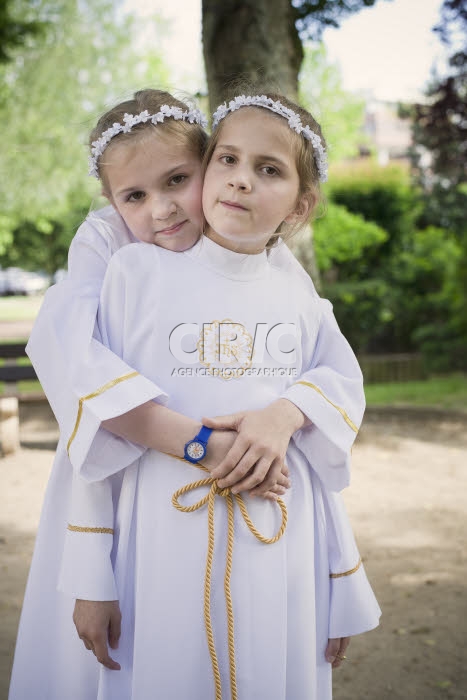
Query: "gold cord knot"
214 483 231 498
172 464 288 700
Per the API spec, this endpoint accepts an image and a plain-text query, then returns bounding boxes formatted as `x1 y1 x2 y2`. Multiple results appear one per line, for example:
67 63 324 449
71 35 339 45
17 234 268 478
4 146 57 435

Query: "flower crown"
212 95 328 183
88 105 208 178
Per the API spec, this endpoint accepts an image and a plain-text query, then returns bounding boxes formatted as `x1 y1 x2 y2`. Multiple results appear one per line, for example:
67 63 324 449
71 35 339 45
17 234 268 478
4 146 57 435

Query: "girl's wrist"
270 398 308 434
204 430 236 469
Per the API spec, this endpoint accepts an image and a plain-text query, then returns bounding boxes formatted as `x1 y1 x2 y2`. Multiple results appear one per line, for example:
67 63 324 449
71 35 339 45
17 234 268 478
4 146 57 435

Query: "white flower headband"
212 94 328 183
89 105 208 178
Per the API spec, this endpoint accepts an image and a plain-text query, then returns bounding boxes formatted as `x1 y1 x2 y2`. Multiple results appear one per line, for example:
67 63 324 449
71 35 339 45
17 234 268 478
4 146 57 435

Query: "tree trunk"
202 0 303 110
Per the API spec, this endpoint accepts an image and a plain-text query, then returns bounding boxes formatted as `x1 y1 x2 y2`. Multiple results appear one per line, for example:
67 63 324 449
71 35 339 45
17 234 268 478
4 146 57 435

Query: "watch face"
186 441 205 460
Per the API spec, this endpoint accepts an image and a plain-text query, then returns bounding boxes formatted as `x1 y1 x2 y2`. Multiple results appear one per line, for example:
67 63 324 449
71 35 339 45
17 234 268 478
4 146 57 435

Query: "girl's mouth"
155 220 188 235
220 200 248 212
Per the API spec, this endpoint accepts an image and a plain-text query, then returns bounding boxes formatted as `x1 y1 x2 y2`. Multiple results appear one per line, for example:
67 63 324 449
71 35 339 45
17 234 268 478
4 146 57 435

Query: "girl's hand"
73 599 122 671
325 637 351 669
203 399 307 496
203 429 289 500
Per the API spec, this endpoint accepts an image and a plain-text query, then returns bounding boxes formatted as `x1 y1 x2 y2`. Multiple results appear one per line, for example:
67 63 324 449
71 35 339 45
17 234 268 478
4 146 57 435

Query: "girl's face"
202 108 309 254
102 131 204 252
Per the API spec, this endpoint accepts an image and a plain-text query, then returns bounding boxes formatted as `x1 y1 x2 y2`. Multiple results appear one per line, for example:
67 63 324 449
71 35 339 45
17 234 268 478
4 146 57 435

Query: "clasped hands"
74 399 307 668
202 397 307 500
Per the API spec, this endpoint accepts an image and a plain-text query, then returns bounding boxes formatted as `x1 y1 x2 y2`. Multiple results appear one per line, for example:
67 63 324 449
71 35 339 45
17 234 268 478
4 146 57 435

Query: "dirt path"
1 406 466 699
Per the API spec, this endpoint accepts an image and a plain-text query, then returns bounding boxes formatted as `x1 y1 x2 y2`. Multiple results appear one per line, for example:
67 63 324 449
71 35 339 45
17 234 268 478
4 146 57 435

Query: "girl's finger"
252 481 287 498
275 470 291 488
230 456 272 493
210 437 250 480
214 444 260 485
93 634 121 671
338 637 351 659
80 637 93 652
325 638 340 664
260 491 279 501
252 462 290 495
202 413 243 430
109 613 122 649
247 458 282 496
258 483 287 497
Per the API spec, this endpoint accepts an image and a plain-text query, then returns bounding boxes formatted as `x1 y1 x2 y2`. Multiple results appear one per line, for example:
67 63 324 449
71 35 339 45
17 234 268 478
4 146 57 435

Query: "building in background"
360 99 413 165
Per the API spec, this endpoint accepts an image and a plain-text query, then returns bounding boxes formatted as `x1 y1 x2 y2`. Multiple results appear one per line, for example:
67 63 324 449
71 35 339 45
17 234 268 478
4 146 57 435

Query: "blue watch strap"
196 425 213 444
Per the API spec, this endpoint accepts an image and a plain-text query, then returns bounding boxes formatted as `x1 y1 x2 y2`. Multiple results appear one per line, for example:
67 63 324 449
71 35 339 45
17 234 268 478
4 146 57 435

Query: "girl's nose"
152 198 177 220
228 170 252 193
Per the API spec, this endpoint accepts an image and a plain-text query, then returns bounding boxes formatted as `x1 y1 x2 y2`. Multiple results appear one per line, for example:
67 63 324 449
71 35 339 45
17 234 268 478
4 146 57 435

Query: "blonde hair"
204 88 326 247
90 89 208 184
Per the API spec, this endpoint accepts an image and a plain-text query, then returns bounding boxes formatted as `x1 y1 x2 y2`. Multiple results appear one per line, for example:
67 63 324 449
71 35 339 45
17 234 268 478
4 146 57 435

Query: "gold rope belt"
172 464 288 700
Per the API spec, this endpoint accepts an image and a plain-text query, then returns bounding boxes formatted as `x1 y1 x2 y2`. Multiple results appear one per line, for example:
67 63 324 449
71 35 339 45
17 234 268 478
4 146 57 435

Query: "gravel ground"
1 405 466 700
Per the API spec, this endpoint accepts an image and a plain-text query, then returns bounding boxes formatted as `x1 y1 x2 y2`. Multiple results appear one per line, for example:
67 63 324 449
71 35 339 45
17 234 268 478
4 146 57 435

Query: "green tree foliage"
324 226 463 357
293 0 386 40
320 278 392 353
0 0 44 64
0 0 168 272
329 162 418 240
301 163 464 365
0 206 89 276
299 44 366 162
412 0 466 188
409 0 467 367
312 202 387 272
388 227 462 356
326 162 420 285
410 0 467 241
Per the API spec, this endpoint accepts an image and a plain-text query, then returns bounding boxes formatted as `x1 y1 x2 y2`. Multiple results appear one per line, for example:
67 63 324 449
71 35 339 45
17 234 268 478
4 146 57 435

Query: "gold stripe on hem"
67 371 139 456
294 381 359 433
330 557 362 579
68 524 114 535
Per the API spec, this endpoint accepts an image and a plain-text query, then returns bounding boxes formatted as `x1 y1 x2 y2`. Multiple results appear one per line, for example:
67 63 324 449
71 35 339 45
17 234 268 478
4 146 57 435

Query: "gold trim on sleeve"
330 557 362 579
68 523 114 535
294 381 359 433
67 371 139 456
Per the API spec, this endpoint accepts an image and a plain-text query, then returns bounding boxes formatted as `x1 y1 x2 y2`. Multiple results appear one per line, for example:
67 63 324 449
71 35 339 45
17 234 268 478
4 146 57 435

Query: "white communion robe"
9 208 380 699
76 238 378 699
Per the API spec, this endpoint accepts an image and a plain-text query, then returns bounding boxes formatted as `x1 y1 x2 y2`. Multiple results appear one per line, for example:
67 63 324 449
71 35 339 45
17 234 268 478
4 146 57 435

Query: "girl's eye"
127 191 145 202
262 166 278 176
220 155 236 165
169 174 187 186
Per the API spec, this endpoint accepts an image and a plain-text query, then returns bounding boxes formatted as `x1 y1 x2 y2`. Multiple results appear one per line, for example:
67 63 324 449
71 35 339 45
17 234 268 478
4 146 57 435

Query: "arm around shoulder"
27 216 168 479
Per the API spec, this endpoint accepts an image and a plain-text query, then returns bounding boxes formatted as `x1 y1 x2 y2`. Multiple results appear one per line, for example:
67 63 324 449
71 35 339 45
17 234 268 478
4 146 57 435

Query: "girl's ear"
102 188 117 210
284 191 316 225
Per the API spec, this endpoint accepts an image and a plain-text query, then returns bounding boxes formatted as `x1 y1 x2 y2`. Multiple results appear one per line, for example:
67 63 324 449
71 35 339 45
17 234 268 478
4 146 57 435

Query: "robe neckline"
183 235 269 281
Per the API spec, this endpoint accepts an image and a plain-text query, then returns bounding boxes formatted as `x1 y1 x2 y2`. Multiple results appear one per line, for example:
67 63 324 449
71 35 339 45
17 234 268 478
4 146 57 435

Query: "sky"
122 0 446 102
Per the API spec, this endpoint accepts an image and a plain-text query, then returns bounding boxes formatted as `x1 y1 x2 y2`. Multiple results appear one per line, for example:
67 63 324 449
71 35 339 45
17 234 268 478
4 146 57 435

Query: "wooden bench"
0 342 38 456
0 342 37 385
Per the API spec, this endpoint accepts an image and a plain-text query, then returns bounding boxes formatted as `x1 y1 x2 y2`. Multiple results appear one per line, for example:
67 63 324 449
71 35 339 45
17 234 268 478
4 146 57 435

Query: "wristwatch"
184 425 213 464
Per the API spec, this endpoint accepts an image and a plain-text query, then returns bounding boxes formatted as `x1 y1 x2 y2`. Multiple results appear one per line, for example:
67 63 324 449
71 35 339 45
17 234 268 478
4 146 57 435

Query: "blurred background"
0 0 466 401
0 1 466 699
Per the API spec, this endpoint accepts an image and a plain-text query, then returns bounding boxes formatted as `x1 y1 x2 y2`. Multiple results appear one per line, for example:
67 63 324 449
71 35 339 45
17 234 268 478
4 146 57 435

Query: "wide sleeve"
284 298 365 492
76 244 162 481
58 471 118 601
321 487 381 638
26 214 168 476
